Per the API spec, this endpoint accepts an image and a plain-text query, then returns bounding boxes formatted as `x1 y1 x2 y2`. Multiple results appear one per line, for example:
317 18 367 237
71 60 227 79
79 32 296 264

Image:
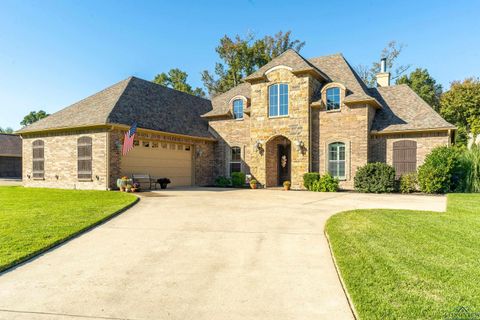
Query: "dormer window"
326 87 341 111
233 99 243 119
269 83 288 117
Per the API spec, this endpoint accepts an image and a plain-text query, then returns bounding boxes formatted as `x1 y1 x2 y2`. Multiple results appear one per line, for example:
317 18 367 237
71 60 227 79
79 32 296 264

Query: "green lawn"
0 186 137 272
326 194 480 320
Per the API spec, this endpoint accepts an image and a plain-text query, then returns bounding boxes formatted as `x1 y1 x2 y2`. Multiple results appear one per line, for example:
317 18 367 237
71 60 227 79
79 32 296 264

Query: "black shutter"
393 140 417 177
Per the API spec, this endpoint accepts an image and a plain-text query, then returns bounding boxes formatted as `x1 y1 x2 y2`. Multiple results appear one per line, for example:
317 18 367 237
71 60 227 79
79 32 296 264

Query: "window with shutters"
77 137 93 180
392 140 417 177
32 140 45 179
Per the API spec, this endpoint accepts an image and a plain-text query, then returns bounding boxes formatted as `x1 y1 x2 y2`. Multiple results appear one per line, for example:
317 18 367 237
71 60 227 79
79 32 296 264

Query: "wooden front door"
392 140 417 177
277 144 291 186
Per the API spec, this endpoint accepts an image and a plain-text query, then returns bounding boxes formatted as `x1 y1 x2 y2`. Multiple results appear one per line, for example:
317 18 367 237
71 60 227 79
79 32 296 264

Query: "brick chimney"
376 58 390 87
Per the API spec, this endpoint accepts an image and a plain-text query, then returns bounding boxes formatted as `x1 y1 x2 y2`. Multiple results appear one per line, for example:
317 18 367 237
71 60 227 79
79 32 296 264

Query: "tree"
440 78 480 145
0 127 14 134
396 68 443 111
356 41 411 87
20 110 49 126
201 31 305 96
153 68 205 97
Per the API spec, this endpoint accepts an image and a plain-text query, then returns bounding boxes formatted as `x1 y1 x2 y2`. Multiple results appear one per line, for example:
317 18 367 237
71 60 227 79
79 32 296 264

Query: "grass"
326 194 480 320
0 186 137 272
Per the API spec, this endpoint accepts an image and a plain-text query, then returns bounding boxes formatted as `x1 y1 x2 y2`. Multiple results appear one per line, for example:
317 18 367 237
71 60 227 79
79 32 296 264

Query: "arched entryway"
265 135 291 187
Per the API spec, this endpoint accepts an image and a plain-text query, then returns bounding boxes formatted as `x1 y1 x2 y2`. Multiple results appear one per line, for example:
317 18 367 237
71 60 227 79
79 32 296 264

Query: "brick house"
17 49 455 190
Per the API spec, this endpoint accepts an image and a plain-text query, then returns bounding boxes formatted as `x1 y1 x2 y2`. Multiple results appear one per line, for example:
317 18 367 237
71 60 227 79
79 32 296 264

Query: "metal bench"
131 174 156 190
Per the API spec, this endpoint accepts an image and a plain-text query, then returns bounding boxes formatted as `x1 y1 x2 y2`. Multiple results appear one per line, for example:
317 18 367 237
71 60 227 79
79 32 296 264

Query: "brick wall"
22 129 109 190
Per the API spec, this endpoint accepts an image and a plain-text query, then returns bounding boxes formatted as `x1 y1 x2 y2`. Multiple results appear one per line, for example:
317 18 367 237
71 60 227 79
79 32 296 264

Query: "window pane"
326 87 340 110
269 85 278 117
230 163 241 174
328 142 346 179
279 84 288 116
231 147 241 161
233 99 243 119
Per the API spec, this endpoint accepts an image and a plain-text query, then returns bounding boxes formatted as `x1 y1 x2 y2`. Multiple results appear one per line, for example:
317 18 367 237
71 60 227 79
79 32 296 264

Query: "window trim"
232 98 244 120
229 146 242 175
32 140 45 180
327 142 347 180
268 83 289 118
77 136 93 181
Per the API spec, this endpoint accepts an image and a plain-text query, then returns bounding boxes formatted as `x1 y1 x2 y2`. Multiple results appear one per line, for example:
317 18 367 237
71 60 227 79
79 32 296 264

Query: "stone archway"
265 135 291 187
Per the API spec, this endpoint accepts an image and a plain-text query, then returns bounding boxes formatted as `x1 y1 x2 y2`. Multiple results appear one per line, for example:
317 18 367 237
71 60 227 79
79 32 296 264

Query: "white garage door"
121 141 193 187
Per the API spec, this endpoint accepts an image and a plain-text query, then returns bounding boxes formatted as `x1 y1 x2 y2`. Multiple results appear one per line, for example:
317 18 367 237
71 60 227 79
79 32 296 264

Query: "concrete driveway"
0 188 446 320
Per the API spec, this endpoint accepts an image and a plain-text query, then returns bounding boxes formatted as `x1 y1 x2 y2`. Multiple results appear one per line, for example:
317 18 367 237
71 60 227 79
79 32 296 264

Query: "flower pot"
284 186 290 191
250 183 257 189
160 183 168 189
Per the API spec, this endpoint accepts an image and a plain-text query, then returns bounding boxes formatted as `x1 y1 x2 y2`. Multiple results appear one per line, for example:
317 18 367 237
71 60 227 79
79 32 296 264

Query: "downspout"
105 128 111 190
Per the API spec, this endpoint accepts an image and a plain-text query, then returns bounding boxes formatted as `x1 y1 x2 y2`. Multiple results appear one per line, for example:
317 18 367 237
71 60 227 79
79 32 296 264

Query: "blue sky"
1 0 479 130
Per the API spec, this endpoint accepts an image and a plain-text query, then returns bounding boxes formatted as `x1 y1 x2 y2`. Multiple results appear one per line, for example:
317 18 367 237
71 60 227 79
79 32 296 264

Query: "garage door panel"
121 144 192 187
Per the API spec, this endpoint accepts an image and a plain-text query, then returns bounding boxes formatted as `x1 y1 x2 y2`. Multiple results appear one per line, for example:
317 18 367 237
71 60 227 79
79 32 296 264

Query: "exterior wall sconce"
55 174 59 180
27 174 31 179
295 140 305 154
96 175 100 180
254 140 264 153
196 147 204 158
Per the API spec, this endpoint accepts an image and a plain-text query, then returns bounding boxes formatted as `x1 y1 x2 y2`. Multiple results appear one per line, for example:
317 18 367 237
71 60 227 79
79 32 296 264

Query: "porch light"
295 140 305 153
254 140 263 153
196 147 204 158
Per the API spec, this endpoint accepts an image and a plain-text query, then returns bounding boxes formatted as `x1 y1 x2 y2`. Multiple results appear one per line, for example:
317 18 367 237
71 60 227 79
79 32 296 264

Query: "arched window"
233 99 244 119
393 140 417 177
328 142 346 179
269 83 288 117
32 140 44 179
230 146 241 174
78 136 93 180
326 87 341 111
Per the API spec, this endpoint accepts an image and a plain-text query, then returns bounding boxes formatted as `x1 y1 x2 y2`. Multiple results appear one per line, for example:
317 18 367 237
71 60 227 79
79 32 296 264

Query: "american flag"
122 122 137 156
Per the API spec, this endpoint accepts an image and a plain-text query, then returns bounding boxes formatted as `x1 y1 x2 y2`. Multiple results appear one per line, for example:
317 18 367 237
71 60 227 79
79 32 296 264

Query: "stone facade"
22 129 109 190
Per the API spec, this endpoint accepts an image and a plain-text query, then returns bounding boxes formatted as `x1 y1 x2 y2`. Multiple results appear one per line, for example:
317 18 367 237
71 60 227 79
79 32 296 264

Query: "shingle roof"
308 53 378 105
201 82 251 118
0 134 22 156
369 84 455 133
17 77 214 138
244 49 328 82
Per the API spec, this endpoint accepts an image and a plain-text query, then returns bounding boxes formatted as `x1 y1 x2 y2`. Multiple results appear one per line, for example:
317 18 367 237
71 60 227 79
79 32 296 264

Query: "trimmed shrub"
460 146 480 193
399 172 418 194
303 172 320 190
311 173 339 192
418 146 463 194
215 176 231 187
231 172 246 187
354 162 396 193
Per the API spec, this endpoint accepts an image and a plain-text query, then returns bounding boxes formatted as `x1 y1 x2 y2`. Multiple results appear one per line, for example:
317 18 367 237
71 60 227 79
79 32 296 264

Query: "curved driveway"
0 188 446 320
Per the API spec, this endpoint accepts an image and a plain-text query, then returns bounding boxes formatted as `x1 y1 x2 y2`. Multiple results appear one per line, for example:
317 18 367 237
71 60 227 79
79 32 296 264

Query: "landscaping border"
0 195 140 274
324 227 360 320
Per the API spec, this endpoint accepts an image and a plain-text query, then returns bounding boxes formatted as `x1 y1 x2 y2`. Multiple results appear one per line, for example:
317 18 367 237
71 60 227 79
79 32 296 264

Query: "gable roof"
17 77 214 138
244 49 329 82
369 84 455 133
308 53 379 106
201 82 251 118
0 134 22 157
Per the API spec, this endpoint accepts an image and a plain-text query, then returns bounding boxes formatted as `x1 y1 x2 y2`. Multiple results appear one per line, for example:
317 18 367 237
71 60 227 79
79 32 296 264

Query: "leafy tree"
356 41 411 87
439 78 480 145
396 68 443 111
0 127 14 134
20 110 49 126
153 68 205 97
201 31 305 96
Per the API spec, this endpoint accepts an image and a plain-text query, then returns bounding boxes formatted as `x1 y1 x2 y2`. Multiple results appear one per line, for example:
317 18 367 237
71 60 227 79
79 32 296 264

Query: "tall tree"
201 31 305 96
153 68 205 97
396 68 443 111
356 41 411 87
20 110 49 126
440 78 480 145
0 127 14 134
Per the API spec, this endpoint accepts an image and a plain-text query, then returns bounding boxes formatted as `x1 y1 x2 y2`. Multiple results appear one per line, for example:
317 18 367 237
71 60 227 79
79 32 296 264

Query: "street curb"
324 228 360 320
0 195 140 275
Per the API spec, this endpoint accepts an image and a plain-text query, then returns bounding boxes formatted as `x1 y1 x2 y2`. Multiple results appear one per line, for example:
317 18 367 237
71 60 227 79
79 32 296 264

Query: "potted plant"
283 180 291 191
250 179 258 189
125 184 133 192
117 176 130 192
131 182 140 192
157 178 171 189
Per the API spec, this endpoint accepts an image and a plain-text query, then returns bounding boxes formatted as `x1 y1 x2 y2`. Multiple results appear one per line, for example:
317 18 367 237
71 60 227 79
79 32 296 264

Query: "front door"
277 144 291 186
